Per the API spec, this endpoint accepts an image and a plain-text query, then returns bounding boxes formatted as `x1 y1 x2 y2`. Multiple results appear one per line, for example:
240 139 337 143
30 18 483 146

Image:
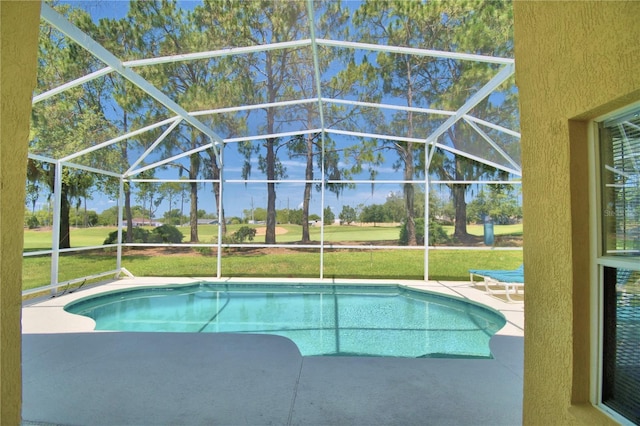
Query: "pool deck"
22 277 524 425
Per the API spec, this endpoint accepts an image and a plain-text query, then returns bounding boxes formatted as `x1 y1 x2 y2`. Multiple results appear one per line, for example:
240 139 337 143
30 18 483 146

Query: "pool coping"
22 277 524 338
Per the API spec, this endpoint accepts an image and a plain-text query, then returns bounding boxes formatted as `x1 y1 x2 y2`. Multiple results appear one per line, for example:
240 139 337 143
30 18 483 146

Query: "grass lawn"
23 226 116 251
22 223 523 292
22 248 522 291
442 223 523 237
24 222 523 250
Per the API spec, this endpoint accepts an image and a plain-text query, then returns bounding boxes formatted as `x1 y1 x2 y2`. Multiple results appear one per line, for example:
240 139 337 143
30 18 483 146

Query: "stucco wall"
513 2 640 424
0 1 41 423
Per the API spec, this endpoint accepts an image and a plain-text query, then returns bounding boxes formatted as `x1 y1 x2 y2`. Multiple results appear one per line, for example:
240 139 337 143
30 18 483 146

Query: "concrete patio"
22 278 524 425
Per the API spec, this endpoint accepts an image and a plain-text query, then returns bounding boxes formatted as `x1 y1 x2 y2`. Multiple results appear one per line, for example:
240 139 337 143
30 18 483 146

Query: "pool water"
64 283 506 358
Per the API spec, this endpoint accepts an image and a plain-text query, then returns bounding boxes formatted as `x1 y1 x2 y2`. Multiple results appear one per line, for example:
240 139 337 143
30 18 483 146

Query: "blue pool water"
64 283 506 358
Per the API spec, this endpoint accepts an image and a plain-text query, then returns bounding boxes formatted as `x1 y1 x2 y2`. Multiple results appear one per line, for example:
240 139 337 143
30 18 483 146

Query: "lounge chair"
469 264 524 302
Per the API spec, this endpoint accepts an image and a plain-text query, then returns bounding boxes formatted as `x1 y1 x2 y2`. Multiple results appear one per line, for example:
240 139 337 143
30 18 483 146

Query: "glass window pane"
602 267 640 424
599 109 640 257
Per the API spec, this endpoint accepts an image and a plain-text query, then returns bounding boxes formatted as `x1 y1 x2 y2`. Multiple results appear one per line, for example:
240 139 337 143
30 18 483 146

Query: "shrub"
231 226 256 243
399 218 450 246
26 215 39 229
221 234 235 245
428 220 450 245
151 224 184 244
103 227 151 245
194 245 213 256
104 225 184 245
220 226 258 245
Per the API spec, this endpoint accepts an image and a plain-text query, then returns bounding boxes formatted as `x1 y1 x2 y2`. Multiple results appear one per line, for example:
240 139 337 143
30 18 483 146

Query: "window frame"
590 102 640 425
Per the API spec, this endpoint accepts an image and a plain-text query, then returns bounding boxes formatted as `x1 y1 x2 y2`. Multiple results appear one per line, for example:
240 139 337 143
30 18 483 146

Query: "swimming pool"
64 283 506 358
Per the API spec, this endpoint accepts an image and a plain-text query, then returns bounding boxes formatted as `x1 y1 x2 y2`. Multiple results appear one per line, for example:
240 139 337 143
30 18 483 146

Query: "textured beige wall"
514 1 640 424
0 1 41 423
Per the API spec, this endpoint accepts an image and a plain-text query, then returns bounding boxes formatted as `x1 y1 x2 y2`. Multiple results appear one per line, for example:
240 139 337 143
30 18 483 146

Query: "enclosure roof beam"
425 63 515 168
463 115 521 138
61 161 122 178
326 128 521 176
32 66 114 104
120 38 512 70
324 98 454 116
123 39 313 68
130 178 219 183
326 179 521 185
27 152 56 164
316 39 514 65
41 3 222 162
326 99 520 138
190 98 317 116
191 97 520 142
433 142 520 177
224 129 322 144
430 142 521 176
428 180 521 185
219 124 521 176
125 118 183 176
125 142 214 178
464 117 521 173
59 116 180 163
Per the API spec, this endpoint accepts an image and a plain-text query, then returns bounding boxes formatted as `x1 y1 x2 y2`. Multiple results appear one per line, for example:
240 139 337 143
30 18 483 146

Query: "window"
594 105 640 425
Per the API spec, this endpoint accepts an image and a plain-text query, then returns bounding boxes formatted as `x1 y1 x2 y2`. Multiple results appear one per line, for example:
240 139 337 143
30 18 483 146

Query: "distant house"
122 218 162 227
180 219 218 226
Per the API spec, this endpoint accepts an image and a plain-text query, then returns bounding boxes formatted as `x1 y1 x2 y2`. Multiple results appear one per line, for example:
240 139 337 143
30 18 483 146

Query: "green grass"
23 252 119 291
22 247 522 291
23 226 116 251
442 223 523 237
195 223 402 243
23 222 523 250
21 223 523 291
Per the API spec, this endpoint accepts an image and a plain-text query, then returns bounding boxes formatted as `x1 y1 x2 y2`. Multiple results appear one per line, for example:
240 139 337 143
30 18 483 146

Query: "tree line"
28 0 517 249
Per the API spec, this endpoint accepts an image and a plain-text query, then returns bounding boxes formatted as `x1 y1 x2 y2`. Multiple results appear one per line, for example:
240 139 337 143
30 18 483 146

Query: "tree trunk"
83 197 88 227
452 184 469 238
264 51 278 245
180 191 185 226
148 193 154 224
209 150 226 236
59 189 71 249
213 181 226 236
301 135 313 243
189 181 198 242
265 138 276 244
124 186 133 243
403 60 417 246
122 112 133 242
403 143 417 246
189 153 199 243
452 156 470 239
